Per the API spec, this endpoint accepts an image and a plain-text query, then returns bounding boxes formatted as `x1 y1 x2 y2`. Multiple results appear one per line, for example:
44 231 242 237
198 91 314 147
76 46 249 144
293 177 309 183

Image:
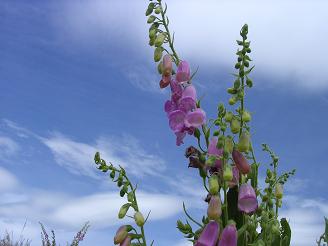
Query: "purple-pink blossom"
218 224 237 246
238 183 258 214
207 138 223 172
176 61 190 84
195 221 219 246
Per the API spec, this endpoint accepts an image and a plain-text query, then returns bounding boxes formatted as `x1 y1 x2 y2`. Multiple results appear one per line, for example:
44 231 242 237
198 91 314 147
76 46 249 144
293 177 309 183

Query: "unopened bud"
134 211 145 227
157 61 163 74
229 97 237 105
207 195 222 220
154 33 165 47
238 131 250 152
242 111 251 122
145 3 155 16
275 183 283 199
118 204 130 219
154 47 163 62
209 175 219 195
224 112 233 122
154 6 161 14
246 78 253 87
114 226 128 244
217 135 225 148
223 165 233 181
147 15 156 24
230 118 240 134
149 29 157 39
225 136 234 154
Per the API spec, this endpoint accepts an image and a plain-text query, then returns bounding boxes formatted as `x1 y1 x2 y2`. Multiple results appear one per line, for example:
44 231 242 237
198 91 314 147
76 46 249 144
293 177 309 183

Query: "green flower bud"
275 183 283 199
213 130 220 136
149 29 157 39
209 175 219 195
118 204 131 219
127 192 134 202
149 39 155 46
246 48 251 53
224 112 233 122
217 135 225 148
246 78 253 87
230 118 240 134
234 79 241 89
229 97 237 105
224 136 234 153
154 47 163 62
147 15 156 24
238 131 250 152
244 60 249 67
242 111 251 122
145 3 155 16
223 165 233 181
157 61 163 74
110 170 115 179
134 211 145 227
235 63 241 69
154 33 165 47
238 56 242 62
237 91 244 100
154 6 162 14
227 87 237 94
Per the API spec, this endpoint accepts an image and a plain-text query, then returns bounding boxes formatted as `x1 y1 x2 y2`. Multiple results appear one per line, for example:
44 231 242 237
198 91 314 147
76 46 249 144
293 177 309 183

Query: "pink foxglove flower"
195 221 219 246
120 236 131 246
185 108 206 128
160 54 172 89
232 150 250 174
238 183 258 214
168 110 186 132
218 224 237 246
176 61 190 83
207 195 222 220
228 166 240 188
114 226 128 244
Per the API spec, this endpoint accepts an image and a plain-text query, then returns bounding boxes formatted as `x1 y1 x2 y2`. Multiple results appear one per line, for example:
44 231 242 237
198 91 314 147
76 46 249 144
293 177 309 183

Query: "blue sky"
0 0 327 245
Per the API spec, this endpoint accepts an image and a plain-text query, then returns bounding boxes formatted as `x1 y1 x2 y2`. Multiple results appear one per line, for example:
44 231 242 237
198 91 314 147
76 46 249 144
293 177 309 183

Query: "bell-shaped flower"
238 183 258 214
114 226 128 244
159 54 173 89
195 221 219 246
164 100 177 115
218 224 237 246
175 131 186 146
184 108 206 128
207 195 222 220
176 61 190 83
232 150 250 174
120 236 131 246
168 110 186 132
181 85 197 100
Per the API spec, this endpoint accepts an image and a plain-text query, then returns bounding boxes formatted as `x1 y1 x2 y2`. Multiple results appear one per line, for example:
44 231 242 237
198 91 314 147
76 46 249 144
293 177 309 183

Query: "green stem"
183 202 203 228
158 0 180 65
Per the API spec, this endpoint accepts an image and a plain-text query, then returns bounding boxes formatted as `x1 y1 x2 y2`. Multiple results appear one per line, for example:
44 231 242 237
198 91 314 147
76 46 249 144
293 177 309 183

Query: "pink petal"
176 61 190 83
164 100 177 114
178 96 196 113
218 225 237 246
182 85 197 101
184 108 206 128
168 110 186 132
195 221 219 246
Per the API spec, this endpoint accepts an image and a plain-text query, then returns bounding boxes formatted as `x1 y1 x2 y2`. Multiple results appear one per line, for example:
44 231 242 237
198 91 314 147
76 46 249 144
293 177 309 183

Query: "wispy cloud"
0 167 19 192
2 120 166 179
0 136 19 158
56 0 328 91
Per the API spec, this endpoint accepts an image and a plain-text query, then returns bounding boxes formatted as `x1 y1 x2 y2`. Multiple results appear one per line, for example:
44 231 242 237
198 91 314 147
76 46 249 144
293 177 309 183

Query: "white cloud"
41 133 166 178
0 136 19 158
57 0 328 91
281 195 328 246
0 167 19 192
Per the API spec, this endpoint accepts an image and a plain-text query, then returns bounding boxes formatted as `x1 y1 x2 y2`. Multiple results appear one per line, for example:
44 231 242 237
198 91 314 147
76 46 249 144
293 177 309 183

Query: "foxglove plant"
93 1 304 245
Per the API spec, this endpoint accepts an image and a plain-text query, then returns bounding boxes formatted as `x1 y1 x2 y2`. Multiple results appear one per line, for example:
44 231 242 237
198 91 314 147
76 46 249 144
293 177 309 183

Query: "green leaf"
280 218 291 246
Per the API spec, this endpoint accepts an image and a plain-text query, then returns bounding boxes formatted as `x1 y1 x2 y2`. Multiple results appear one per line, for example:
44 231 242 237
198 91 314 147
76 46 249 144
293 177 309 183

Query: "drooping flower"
176 61 190 84
195 221 219 246
185 108 206 128
175 131 186 146
159 54 172 88
120 236 131 246
232 150 250 174
114 226 128 245
170 80 183 103
218 224 237 246
238 183 258 214
207 195 222 220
